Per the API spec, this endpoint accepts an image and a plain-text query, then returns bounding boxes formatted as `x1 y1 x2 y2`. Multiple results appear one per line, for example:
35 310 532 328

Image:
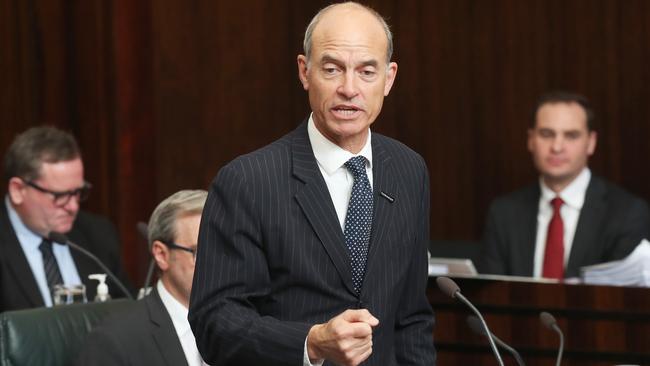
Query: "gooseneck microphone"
49 232 134 300
467 315 526 366
436 276 504 366
540 311 564 366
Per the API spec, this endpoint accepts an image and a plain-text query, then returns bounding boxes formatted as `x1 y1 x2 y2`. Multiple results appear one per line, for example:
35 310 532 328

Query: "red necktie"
543 197 564 279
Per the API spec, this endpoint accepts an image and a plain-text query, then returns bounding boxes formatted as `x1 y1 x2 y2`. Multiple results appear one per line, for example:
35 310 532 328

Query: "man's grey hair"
303 2 394 65
147 189 208 247
4 126 81 182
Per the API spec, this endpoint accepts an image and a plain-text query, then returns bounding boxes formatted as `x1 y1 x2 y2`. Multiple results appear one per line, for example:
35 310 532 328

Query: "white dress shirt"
156 280 207 366
307 115 373 230
533 168 591 277
302 115 373 366
5 196 82 306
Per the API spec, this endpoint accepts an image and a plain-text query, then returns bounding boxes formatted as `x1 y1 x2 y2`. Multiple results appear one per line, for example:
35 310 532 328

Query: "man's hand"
307 309 379 366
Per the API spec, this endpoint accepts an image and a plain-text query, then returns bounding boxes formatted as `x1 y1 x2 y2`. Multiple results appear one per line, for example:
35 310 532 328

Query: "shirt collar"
539 168 591 210
5 196 42 250
307 114 373 176
156 280 191 335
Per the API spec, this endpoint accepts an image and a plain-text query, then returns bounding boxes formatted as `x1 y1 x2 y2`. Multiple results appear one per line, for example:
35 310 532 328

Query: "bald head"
303 2 393 64
296 1 398 153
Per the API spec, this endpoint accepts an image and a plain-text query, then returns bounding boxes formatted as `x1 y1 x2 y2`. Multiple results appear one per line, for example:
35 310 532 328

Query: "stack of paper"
581 239 650 287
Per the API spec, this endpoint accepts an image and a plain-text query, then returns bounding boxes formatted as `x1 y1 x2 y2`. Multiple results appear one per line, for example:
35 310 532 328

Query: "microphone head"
136 222 149 241
436 276 460 299
48 232 69 245
466 315 487 336
540 311 557 329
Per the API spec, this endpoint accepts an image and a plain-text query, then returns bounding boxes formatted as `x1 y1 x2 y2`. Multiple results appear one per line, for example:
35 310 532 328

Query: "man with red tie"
481 91 650 279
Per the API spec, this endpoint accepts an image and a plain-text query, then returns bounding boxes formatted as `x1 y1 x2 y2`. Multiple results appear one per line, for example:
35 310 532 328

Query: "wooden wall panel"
2 0 650 288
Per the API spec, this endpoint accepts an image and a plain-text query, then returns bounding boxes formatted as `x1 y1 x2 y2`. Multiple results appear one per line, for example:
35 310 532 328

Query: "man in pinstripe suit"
189 3 435 365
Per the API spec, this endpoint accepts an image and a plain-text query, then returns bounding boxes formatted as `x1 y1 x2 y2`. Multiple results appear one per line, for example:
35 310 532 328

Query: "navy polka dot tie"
343 156 373 294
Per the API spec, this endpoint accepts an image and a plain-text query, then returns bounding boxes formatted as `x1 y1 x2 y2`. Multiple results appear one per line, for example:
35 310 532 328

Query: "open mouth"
332 105 361 118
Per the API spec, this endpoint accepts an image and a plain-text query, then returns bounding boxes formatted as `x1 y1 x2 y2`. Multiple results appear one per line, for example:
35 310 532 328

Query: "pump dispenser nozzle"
88 273 111 302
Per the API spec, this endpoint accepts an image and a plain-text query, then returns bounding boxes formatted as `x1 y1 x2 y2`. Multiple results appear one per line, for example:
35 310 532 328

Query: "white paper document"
580 239 650 287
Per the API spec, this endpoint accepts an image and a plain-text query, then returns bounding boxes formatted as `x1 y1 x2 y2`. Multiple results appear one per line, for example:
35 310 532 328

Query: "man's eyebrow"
359 59 378 68
319 54 379 68
320 54 343 65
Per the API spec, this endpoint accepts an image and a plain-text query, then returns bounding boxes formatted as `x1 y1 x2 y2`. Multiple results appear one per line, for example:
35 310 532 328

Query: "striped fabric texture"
39 239 63 296
189 121 436 366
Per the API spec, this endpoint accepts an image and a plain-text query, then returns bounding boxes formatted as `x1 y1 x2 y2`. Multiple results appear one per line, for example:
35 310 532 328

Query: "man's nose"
63 194 81 212
337 71 359 99
551 136 564 152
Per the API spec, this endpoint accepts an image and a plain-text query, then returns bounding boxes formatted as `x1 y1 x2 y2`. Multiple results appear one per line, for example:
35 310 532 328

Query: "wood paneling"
430 277 650 365
2 0 650 288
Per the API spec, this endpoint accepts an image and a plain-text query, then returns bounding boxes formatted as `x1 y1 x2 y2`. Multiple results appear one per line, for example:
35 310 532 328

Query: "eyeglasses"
161 241 196 262
23 179 92 207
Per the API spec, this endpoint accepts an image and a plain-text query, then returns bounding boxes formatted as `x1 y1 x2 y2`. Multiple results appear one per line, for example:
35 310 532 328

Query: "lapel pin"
380 191 395 203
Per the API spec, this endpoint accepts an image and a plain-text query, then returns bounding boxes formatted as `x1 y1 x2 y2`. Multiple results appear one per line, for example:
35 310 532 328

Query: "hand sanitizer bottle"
88 274 111 302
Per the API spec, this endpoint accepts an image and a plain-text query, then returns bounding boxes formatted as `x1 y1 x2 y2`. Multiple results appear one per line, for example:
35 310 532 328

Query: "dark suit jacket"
189 121 436 365
76 288 188 366
0 204 133 312
480 175 650 278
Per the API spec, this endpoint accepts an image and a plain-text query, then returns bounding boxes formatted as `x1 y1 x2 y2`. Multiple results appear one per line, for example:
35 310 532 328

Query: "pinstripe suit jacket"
189 121 436 365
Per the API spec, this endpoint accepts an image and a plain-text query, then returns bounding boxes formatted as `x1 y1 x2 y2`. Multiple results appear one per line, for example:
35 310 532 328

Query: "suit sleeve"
189 164 311 366
394 157 436 365
610 196 650 260
479 201 508 275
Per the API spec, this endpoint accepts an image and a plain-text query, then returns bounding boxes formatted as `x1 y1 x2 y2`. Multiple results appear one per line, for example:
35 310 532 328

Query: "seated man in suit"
481 91 650 279
1 126 132 312
77 189 208 366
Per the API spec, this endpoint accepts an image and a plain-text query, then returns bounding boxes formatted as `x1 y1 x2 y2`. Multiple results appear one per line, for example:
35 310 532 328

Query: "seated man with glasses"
77 190 208 366
1 126 132 312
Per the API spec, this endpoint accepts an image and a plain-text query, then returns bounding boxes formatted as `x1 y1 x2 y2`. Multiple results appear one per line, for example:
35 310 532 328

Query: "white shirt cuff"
303 336 324 366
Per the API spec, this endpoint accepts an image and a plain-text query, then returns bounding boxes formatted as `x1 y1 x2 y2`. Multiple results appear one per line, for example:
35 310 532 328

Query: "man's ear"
297 54 310 91
7 177 26 205
527 128 535 153
151 241 171 271
587 130 597 156
383 62 398 96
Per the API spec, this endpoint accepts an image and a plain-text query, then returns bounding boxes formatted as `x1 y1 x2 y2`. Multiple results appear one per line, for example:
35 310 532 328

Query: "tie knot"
551 197 564 211
344 156 368 179
39 239 53 253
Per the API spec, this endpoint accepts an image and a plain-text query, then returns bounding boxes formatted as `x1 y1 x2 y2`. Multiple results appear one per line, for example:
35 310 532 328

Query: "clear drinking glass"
52 284 87 305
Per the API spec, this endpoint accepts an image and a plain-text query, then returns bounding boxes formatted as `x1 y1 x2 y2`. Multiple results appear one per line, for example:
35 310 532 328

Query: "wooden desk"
429 276 650 365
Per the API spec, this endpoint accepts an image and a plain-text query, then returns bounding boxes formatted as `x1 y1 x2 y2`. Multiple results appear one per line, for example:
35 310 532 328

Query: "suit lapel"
0 204 45 307
363 137 397 278
291 123 357 295
567 176 605 275
147 289 189 366
66 227 104 301
520 185 540 276
67 229 94 278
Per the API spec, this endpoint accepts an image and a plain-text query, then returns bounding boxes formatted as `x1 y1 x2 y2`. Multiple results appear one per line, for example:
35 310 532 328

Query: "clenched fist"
307 309 379 366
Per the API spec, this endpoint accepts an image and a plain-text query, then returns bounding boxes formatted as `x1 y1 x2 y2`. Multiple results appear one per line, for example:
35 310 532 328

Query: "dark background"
2 0 650 286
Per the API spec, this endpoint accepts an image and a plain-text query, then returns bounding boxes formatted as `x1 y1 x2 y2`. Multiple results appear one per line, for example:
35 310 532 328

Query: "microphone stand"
436 277 504 366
